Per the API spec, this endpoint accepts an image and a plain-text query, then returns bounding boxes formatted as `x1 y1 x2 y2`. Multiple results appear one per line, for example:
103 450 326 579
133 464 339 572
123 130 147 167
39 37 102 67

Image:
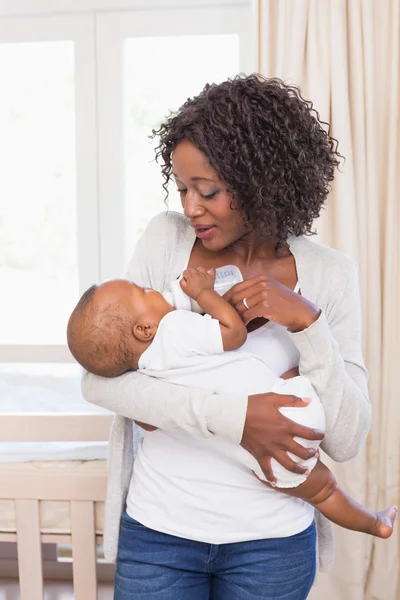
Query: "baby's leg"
281 367 300 380
268 376 325 488
266 376 397 538
278 460 397 539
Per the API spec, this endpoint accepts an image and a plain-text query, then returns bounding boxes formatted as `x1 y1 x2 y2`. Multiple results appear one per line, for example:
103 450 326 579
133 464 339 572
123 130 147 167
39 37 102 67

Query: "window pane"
123 34 240 264
0 42 78 345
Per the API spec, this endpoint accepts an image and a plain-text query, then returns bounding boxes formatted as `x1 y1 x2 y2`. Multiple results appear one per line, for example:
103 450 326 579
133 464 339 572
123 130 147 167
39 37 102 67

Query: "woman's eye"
201 191 218 200
177 188 218 200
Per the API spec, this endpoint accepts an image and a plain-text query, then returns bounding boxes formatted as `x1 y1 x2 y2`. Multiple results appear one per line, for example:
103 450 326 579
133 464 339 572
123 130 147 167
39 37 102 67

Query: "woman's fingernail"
304 470 310 477
302 397 312 404
270 481 277 487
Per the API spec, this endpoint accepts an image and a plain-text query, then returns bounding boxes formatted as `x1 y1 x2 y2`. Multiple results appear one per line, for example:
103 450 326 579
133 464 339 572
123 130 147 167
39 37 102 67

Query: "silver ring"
243 297 249 310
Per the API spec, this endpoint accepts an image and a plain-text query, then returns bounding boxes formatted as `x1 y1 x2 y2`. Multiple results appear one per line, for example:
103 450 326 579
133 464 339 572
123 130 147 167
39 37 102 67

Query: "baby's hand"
180 267 216 300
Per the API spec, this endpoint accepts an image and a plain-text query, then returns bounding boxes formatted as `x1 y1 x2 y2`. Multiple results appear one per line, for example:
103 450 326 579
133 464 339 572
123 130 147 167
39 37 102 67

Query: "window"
0 2 257 365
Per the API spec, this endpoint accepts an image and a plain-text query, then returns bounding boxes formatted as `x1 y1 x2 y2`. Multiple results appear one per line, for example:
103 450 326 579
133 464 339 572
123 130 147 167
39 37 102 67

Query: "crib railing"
0 413 113 600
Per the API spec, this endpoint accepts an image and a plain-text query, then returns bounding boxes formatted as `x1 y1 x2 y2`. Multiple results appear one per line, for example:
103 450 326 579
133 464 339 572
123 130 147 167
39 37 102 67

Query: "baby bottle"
162 265 243 313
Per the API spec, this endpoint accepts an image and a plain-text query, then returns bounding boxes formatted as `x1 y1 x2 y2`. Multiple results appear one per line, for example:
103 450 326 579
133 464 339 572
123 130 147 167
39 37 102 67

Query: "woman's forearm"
134 420 157 431
81 369 248 444
289 312 371 461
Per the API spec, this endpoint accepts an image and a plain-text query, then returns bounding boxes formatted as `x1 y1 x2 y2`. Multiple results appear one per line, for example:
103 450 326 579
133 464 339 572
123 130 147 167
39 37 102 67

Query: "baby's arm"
180 267 247 351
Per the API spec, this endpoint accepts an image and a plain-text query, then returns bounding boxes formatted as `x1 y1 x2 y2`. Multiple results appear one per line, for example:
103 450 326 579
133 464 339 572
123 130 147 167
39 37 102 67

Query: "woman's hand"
224 275 320 331
242 392 324 484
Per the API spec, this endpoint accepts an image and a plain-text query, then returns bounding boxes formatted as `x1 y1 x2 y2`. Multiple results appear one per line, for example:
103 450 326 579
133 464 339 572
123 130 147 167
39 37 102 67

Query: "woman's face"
172 140 248 252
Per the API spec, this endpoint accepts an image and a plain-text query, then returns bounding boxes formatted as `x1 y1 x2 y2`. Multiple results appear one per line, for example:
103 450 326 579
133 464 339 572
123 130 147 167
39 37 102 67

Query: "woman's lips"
194 226 216 239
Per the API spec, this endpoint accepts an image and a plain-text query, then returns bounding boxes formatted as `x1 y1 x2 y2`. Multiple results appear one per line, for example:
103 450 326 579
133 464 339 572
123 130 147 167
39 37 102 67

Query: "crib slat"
71 500 97 600
15 499 44 600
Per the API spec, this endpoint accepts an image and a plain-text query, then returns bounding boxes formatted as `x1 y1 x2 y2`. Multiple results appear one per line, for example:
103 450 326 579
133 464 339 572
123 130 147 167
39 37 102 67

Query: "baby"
67 267 397 539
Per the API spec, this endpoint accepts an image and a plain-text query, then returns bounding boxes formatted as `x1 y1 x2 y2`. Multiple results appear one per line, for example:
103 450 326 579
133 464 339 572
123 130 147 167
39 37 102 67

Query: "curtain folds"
258 1 400 598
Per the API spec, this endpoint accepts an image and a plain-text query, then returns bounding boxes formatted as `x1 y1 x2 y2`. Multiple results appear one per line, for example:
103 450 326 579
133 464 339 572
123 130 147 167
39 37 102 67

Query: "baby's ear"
133 322 157 342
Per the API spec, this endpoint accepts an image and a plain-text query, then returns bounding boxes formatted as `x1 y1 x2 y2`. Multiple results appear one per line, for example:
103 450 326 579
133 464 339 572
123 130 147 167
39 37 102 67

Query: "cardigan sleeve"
81 214 248 445
288 261 371 461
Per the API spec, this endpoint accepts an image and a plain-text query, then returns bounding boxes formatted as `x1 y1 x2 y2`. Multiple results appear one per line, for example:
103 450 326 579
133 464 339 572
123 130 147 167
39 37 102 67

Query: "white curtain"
258 1 400 598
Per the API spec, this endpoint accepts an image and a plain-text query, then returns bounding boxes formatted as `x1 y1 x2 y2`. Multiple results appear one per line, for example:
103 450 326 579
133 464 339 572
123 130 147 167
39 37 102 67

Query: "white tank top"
126 287 315 543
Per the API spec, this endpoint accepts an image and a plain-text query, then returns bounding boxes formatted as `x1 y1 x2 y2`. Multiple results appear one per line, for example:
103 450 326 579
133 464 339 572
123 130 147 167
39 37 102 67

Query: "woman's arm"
81 213 247 444
288 263 371 461
82 369 247 443
225 260 371 463
81 213 322 476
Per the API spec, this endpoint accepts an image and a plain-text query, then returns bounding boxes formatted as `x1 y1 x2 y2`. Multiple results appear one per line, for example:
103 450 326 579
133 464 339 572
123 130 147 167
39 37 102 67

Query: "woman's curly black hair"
153 74 342 244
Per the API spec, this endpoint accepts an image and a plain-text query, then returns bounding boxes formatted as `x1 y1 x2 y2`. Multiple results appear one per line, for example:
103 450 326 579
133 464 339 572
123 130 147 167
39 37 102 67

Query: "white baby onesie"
139 310 325 488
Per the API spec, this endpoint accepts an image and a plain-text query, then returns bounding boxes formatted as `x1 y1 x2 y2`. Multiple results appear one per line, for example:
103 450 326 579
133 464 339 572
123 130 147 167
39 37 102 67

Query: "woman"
82 75 371 599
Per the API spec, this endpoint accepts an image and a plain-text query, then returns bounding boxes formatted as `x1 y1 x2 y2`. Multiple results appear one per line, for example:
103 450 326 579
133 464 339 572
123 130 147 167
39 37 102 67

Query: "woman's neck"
227 231 284 264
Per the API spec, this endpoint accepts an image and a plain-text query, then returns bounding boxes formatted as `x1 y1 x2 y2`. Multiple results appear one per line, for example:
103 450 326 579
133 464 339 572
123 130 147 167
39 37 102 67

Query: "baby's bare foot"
373 506 398 539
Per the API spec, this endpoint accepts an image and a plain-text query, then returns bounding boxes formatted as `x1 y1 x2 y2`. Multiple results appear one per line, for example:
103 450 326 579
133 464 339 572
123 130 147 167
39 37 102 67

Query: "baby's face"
95 279 171 325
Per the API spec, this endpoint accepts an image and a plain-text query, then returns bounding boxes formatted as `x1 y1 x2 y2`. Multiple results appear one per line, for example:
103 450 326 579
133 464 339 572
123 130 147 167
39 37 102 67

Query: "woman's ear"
133 322 157 342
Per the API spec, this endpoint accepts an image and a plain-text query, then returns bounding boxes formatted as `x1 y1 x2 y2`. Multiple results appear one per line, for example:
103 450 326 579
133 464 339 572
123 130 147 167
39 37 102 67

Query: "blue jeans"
114 512 316 599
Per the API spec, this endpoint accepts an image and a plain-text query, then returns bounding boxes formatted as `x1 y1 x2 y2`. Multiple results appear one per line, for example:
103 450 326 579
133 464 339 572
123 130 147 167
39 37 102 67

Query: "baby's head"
67 279 172 377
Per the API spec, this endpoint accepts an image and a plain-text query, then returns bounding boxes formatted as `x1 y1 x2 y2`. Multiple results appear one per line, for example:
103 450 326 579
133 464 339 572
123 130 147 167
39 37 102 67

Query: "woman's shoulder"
143 210 194 248
146 210 191 235
289 235 357 271
289 235 359 299
127 211 194 290
140 211 195 280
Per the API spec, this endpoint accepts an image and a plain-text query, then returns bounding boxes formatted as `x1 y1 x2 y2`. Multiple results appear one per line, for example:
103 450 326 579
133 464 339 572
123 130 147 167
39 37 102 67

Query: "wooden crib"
0 412 114 600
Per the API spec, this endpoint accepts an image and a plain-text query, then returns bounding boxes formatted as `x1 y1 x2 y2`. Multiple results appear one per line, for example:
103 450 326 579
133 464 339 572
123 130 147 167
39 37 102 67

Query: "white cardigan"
82 211 371 569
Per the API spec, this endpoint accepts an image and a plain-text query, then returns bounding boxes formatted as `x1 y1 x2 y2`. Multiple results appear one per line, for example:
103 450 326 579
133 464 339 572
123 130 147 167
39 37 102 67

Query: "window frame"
0 0 255 17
